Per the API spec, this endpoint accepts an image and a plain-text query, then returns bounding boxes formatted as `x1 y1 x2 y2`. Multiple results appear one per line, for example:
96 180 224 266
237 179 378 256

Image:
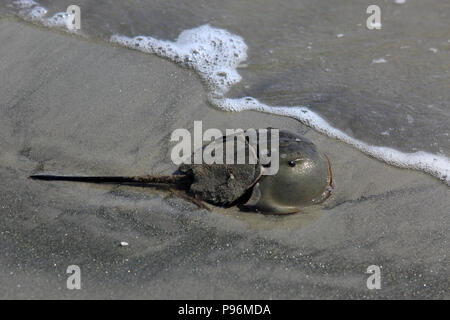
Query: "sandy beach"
0 17 448 299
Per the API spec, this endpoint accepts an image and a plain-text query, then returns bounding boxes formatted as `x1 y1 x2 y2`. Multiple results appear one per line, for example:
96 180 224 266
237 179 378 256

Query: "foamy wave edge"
215 97 450 185
12 0 79 31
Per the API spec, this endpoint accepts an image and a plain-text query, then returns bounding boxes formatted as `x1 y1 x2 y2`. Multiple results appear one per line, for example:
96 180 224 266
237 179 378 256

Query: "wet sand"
0 18 448 299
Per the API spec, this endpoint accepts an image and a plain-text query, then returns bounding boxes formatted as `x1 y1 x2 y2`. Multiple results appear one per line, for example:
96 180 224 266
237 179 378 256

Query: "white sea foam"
44 11 75 27
111 25 450 185
12 0 37 9
26 5 47 20
13 0 77 31
111 25 247 96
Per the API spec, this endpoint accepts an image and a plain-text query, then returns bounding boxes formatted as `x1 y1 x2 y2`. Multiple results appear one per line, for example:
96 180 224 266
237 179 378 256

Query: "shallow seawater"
2 0 449 181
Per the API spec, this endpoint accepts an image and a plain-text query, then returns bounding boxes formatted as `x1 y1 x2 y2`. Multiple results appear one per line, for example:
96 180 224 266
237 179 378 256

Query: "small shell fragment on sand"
372 58 387 64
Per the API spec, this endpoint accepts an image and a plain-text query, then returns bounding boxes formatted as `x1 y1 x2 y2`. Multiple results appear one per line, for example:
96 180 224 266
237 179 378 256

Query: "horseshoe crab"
30 129 333 214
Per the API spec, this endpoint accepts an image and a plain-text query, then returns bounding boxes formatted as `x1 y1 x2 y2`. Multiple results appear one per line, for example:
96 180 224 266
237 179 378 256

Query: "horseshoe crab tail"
29 174 192 188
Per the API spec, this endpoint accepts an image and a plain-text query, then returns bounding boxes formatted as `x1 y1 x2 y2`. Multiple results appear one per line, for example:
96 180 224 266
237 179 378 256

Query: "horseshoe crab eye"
288 160 296 167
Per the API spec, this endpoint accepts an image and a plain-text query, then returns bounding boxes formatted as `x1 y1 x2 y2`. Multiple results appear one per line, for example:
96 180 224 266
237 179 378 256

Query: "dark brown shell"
178 132 261 205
